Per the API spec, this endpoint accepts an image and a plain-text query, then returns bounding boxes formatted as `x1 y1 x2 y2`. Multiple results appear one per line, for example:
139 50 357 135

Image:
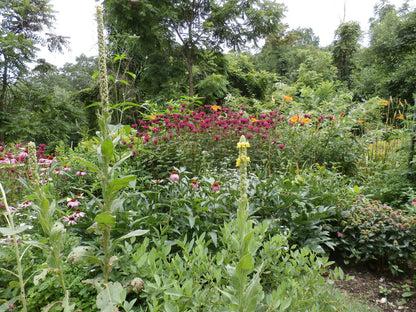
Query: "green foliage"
352 3 416 101
337 195 416 272
332 22 361 86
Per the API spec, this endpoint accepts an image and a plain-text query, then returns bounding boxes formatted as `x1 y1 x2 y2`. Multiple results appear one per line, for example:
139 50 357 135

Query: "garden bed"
335 265 416 312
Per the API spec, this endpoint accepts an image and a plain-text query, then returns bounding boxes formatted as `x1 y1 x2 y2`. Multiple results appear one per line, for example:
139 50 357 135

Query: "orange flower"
300 118 311 125
283 95 293 102
381 100 389 106
211 105 221 112
251 117 257 123
288 115 300 124
395 114 404 120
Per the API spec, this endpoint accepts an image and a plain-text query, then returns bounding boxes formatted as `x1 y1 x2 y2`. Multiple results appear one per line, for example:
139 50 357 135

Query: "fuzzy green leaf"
101 139 114 160
0 225 31 236
95 212 116 227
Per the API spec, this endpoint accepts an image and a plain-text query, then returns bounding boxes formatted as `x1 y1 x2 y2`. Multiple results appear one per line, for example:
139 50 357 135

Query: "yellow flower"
283 95 293 102
236 157 241 167
211 105 221 112
288 115 300 124
300 118 311 125
150 114 157 120
251 117 257 123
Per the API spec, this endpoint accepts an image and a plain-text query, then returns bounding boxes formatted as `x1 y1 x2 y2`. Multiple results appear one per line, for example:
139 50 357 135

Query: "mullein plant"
0 183 29 311
69 7 147 304
26 142 75 311
220 135 264 311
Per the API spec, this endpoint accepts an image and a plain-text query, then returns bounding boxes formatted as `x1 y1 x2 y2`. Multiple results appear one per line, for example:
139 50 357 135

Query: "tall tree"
0 0 67 140
352 1 416 101
332 21 361 86
104 0 285 98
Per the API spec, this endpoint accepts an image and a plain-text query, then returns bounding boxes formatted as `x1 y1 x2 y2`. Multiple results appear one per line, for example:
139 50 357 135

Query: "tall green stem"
0 183 27 312
96 5 113 283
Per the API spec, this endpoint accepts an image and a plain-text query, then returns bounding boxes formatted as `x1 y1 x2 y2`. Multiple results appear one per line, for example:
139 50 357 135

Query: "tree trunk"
184 45 194 98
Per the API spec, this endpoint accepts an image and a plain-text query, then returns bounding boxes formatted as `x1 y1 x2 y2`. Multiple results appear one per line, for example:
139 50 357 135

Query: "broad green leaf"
101 139 114 160
0 225 31 236
236 253 254 276
165 288 183 297
96 282 124 311
68 246 99 264
106 175 136 200
95 212 116 227
116 229 148 243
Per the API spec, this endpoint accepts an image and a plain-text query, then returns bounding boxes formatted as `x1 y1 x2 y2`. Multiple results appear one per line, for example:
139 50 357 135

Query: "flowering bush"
115 104 363 178
336 195 416 271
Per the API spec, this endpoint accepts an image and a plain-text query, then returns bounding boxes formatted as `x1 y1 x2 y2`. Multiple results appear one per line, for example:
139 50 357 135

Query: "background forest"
2 0 416 311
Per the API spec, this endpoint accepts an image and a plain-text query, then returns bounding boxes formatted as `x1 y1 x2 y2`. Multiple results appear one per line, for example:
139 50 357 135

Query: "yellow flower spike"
246 157 250 162
237 143 242 148
236 157 241 167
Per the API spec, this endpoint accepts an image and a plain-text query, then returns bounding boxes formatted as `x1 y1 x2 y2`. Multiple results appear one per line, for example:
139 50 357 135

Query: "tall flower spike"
96 5 111 140
237 135 249 212
28 142 39 187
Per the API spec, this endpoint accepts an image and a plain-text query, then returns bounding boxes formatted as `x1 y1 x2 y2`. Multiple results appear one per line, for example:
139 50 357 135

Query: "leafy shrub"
336 195 416 271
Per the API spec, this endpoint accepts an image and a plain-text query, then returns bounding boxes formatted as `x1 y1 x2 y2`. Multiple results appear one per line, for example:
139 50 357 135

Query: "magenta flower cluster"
124 105 286 151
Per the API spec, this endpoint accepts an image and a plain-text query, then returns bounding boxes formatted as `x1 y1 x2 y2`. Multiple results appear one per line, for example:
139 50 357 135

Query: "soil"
334 265 416 312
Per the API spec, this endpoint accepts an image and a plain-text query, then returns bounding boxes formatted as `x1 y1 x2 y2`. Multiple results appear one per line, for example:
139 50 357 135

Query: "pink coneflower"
169 170 179 182
73 210 86 218
211 182 220 193
411 200 416 206
0 157 10 164
19 201 32 208
190 180 198 190
19 150 29 160
76 170 87 176
77 194 85 199
67 198 80 208
62 214 78 226
63 165 71 171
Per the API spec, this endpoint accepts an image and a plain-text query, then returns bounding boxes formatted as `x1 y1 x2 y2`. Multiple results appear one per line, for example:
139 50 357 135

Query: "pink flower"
211 182 220 193
411 200 416 206
214 135 221 141
132 150 137 155
190 180 198 190
73 210 86 218
63 214 78 226
169 170 179 182
278 144 285 150
76 170 87 176
67 199 80 208
19 201 32 208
